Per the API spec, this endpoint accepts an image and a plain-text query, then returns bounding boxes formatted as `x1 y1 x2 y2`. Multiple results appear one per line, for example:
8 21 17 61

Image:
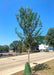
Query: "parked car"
0 54 3 57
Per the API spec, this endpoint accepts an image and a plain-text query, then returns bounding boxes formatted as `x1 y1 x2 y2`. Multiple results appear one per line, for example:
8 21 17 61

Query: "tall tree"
10 41 18 52
45 28 54 50
15 6 42 50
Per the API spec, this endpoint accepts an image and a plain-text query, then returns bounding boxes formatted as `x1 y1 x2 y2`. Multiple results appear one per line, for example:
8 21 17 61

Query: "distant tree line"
0 45 9 52
9 36 45 53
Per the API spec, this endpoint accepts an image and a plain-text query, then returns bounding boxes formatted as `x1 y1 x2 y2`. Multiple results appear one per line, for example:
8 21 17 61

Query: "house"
39 44 49 50
39 44 53 51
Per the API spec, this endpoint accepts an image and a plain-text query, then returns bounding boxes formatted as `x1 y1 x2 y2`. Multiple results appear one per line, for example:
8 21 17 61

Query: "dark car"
0 54 3 57
34 50 40 52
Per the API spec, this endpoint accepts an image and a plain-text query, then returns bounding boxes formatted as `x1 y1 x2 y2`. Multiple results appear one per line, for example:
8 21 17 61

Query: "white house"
39 44 49 50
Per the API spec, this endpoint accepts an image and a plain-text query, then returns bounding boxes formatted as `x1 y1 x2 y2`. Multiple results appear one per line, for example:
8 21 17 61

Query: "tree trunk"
53 46 54 51
53 47 54 51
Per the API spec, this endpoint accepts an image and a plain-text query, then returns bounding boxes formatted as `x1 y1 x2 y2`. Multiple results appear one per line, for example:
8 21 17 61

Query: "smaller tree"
4 45 9 52
10 41 18 52
18 40 22 53
31 42 39 52
45 28 54 50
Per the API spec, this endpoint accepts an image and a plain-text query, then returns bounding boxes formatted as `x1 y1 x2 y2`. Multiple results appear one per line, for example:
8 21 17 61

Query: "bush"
33 63 50 72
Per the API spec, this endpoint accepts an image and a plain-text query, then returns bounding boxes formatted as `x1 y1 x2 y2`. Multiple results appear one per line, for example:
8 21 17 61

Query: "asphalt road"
0 51 54 75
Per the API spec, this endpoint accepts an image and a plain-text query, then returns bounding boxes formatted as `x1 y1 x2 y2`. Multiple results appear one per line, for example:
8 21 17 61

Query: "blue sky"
0 0 54 45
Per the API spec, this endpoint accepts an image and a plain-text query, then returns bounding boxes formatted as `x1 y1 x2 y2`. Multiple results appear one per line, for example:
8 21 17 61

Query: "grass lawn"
12 59 54 75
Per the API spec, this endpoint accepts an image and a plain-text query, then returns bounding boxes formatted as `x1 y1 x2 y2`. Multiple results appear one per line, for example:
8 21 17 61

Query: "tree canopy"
10 41 18 52
15 6 42 50
10 40 23 52
45 28 54 50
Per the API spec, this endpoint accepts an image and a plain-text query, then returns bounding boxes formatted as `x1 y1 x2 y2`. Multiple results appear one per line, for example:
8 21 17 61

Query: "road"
0 51 54 75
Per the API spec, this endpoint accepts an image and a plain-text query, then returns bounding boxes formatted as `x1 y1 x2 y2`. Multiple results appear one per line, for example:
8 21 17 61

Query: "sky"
0 0 54 45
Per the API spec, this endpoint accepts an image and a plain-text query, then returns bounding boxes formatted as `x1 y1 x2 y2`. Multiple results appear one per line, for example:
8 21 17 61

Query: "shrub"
33 63 50 72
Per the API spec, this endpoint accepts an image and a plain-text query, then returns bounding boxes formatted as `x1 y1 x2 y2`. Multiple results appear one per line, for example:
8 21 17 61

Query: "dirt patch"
12 59 54 75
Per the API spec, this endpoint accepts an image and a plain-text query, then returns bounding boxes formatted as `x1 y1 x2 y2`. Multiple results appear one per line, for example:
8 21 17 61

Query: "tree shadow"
33 63 51 72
